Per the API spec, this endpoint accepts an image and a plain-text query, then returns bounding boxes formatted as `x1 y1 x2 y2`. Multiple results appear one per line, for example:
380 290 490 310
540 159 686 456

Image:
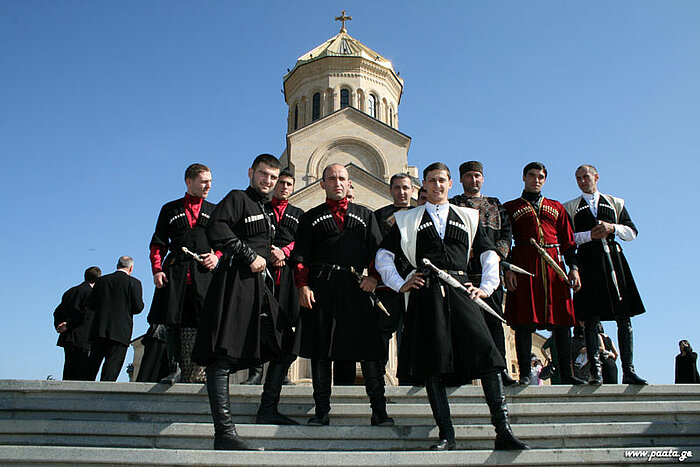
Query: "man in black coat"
87 256 144 381
293 163 392 428
252 169 304 424
54 266 102 380
373 173 414 379
564 164 647 385
193 154 281 451
147 163 219 384
375 162 528 451
450 161 516 386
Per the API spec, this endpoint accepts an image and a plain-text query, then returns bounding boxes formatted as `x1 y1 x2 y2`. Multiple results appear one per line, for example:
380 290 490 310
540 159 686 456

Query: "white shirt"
375 202 500 296
574 191 637 245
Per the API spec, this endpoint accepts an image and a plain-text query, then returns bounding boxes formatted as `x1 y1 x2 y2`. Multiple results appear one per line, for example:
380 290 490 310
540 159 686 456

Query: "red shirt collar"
325 197 349 212
184 193 203 205
271 196 288 209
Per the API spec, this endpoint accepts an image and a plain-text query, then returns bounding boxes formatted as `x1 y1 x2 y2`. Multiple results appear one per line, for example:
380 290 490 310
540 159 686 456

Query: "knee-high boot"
159 326 181 385
241 364 263 385
308 359 331 425
425 375 455 451
256 360 299 425
584 320 603 385
205 359 260 450
361 360 394 426
618 318 648 385
515 329 533 386
481 372 530 451
552 327 586 385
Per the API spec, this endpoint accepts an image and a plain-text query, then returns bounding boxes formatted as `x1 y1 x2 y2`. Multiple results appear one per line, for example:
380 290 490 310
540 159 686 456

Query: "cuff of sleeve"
574 231 592 245
478 250 500 297
295 263 309 289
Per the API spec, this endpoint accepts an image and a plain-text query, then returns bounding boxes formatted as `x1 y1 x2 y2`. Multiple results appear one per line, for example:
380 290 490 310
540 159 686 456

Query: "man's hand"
591 221 615 239
465 283 488 299
270 247 286 267
154 271 168 289
249 255 267 273
56 322 67 333
299 285 315 308
568 269 581 293
201 252 219 271
504 270 517 291
270 247 286 263
399 273 425 293
359 275 377 293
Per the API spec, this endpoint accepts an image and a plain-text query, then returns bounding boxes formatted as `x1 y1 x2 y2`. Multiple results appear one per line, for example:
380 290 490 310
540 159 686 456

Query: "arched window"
368 94 377 118
312 93 321 121
340 89 350 108
389 108 393 127
294 104 299 130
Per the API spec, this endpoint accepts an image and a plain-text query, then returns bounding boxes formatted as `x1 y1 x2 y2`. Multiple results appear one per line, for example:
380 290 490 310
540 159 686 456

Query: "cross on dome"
335 10 352 32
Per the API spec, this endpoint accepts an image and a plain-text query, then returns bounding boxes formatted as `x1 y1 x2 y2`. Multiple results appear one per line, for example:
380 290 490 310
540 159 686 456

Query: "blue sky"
1 1 698 383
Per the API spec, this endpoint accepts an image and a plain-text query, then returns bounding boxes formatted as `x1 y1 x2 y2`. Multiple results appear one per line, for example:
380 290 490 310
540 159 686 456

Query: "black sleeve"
291 211 312 265
53 293 67 328
378 223 402 256
206 191 257 264
64 288 89 331
365 211 383 267
471 224 497 258
131 279 144 315
563 248 577 269
618 206 638 236
495 200 512 260
150 204 170 252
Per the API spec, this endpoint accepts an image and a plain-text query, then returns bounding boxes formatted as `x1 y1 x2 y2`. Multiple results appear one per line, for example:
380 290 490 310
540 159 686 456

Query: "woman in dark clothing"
675 340 700 384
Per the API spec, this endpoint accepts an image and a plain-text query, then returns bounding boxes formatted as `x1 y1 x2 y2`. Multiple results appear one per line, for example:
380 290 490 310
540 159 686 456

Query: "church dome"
284 30 401 83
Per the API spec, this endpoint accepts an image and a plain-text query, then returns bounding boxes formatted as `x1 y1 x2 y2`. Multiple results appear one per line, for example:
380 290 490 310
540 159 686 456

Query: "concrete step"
3 381 699 426
1 445 698 466
1 419 698 451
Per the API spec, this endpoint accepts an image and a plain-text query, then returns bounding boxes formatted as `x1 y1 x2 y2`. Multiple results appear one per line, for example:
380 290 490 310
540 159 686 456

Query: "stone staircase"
0 380 698 465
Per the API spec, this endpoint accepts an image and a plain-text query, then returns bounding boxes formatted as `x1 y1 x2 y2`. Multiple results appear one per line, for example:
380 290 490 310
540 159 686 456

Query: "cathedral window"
294 104 299 130
312 93 321 121
340 89 350 108
368 94 377 118
389 107 393 127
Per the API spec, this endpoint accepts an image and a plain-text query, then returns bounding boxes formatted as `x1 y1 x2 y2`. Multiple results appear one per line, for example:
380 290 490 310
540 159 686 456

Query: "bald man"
293 163 392 427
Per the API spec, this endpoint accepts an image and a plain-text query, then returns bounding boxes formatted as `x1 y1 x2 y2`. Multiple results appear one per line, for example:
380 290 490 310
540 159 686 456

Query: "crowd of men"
53 155 648 451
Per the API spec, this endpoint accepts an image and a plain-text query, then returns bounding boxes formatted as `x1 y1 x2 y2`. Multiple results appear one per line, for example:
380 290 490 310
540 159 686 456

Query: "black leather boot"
618 318 648 385
425 375 455 451
553 327 586 385
159 361 182 385
481 372 530 451
308 359 331 426
515 329 532 386
205 359 262 451
241 364 264 385
584 320 603 385
361 360 394 427
256 361 299 425
501 370 518 386
160 326 182 385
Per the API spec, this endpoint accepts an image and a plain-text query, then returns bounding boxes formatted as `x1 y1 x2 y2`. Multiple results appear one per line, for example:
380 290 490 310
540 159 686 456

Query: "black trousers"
601 356 618 384
62 345 90 381
88 340 128 381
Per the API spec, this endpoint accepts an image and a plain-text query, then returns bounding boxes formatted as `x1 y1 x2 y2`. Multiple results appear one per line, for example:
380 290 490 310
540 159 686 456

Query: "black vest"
416 210 471 271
